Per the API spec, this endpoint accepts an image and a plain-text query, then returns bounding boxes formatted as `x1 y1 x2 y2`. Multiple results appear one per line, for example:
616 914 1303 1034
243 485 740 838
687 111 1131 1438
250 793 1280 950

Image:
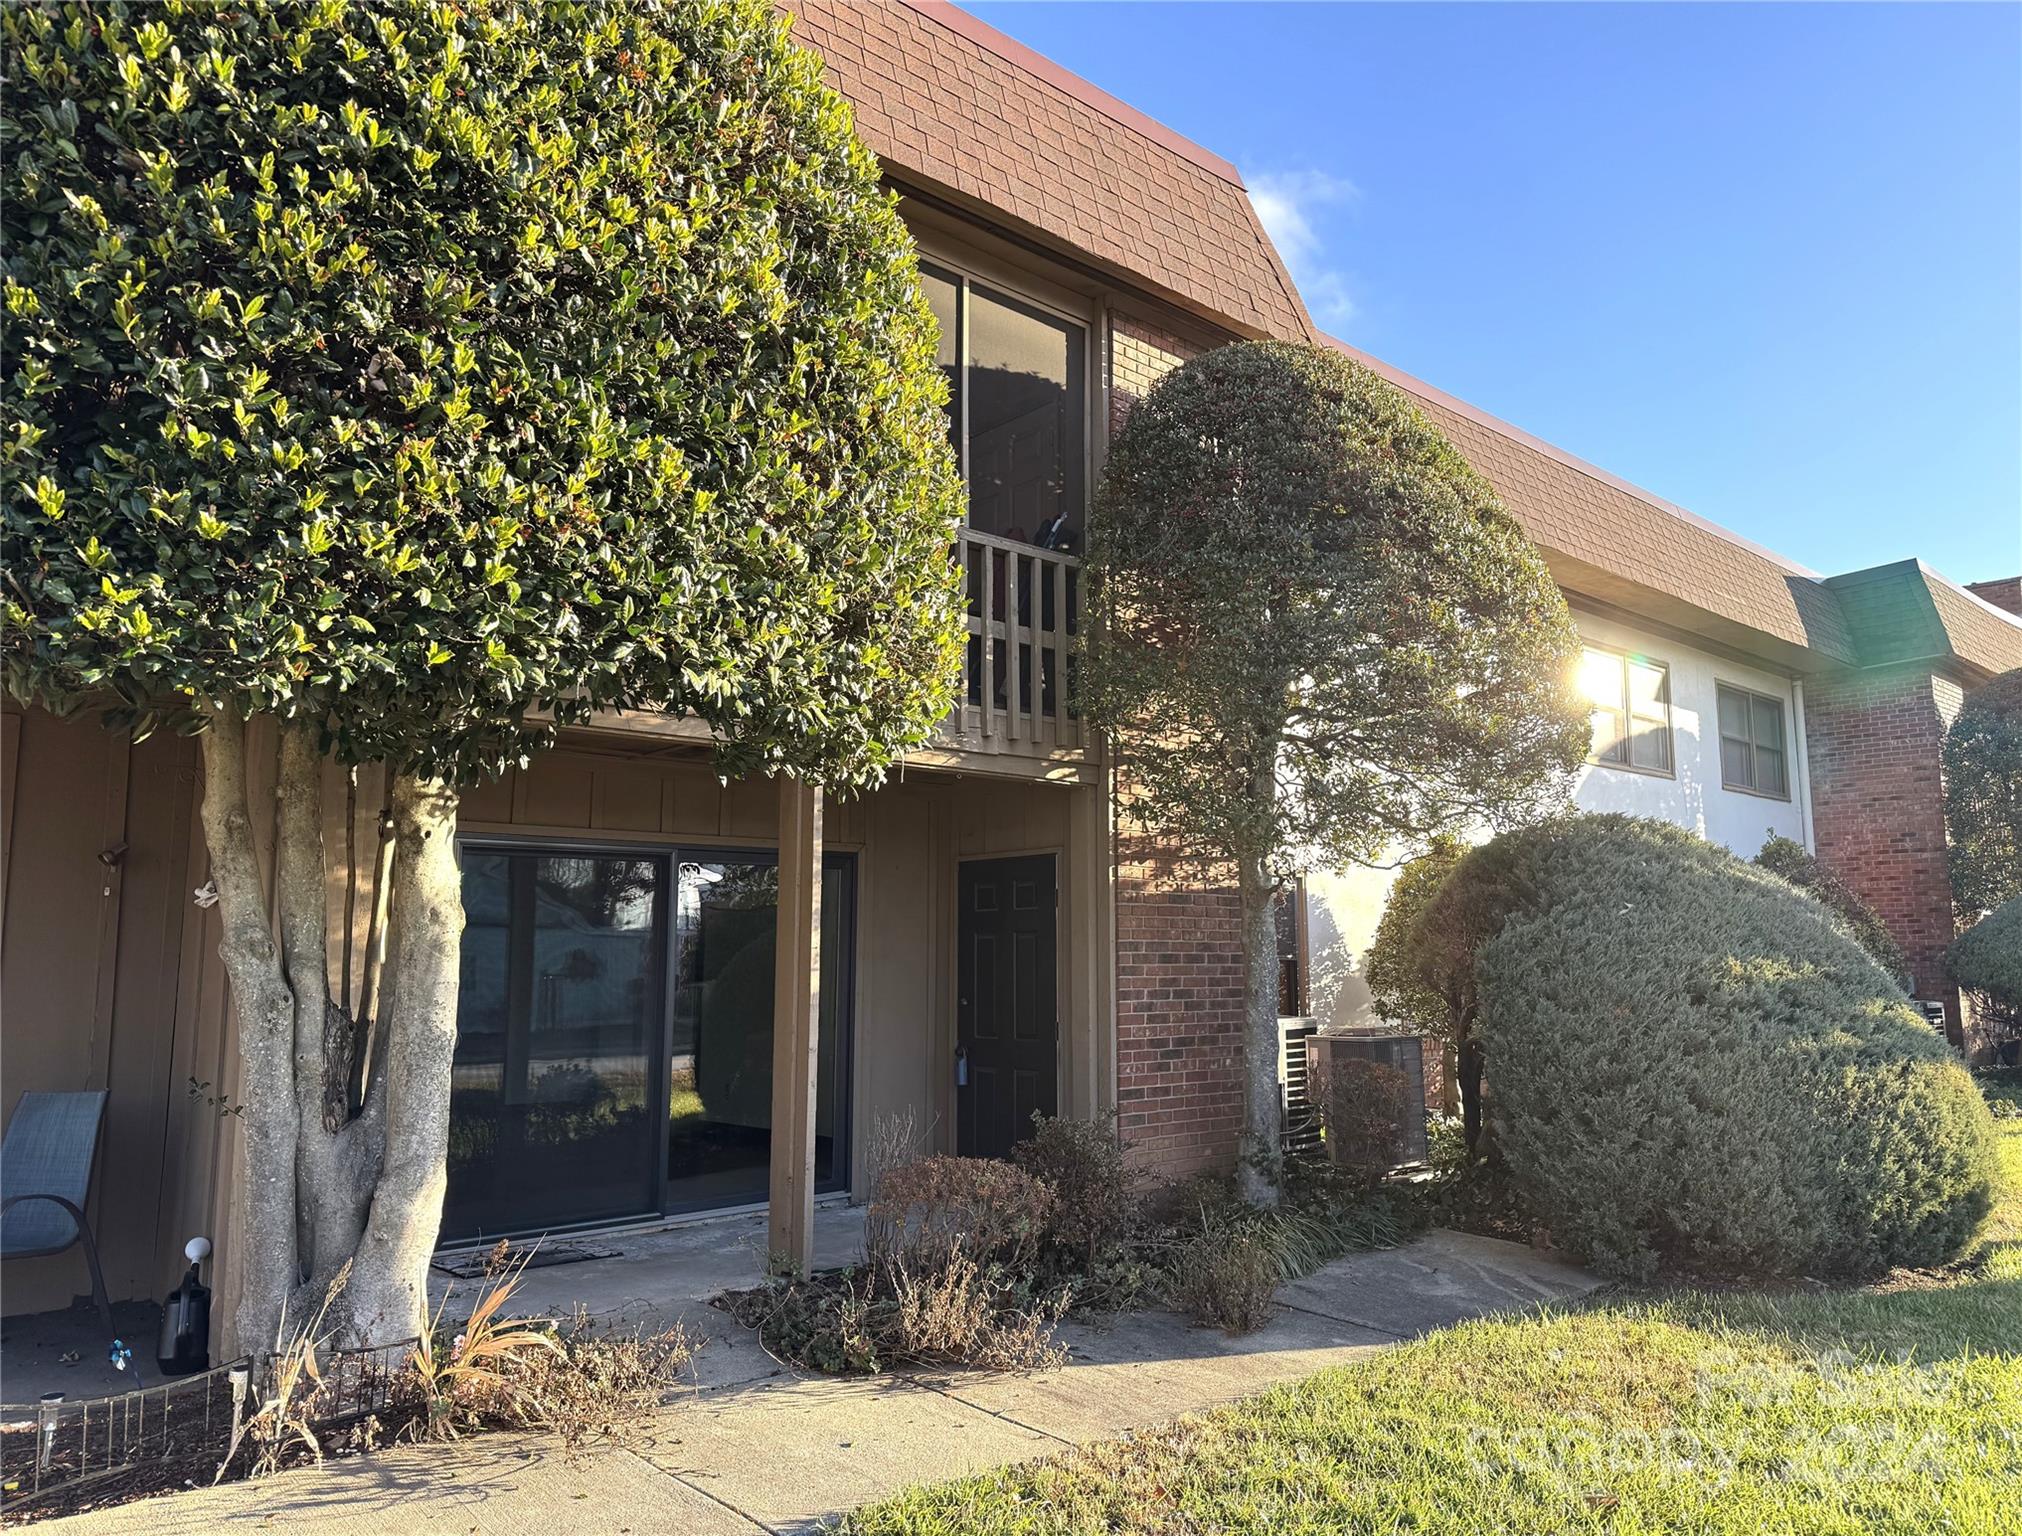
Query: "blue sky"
962 1 2022 585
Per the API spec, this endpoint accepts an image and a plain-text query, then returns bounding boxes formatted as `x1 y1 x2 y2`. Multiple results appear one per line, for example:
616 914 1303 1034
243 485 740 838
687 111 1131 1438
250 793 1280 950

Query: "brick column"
1113 834 1249 1177
1802 662 1967 1033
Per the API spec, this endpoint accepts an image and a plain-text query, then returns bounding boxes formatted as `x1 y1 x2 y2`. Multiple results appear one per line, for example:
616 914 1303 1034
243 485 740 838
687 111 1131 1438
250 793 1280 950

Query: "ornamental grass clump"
1453 816 1997 1281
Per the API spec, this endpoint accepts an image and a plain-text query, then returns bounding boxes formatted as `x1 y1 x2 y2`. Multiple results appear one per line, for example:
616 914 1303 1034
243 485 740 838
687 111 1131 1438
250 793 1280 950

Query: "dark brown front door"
957 854 1058 1159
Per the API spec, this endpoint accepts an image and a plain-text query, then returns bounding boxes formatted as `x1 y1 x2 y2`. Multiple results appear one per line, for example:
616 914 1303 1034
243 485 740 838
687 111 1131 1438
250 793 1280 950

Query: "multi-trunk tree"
3 0 964 1352
1084 342 1588 1202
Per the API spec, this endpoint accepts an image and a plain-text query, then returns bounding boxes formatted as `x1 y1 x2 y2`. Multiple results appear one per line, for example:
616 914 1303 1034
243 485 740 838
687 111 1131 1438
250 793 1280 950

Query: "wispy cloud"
1246 169 1359 330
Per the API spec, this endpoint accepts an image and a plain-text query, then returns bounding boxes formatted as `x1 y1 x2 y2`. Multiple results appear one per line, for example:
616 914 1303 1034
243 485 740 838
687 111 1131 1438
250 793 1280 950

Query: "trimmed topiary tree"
1952 896 2022 1016
1943 668 2022 918
1451 816 1996 1280
1084 341 1589 1203
1753 833 1907 982
3 0 963 1351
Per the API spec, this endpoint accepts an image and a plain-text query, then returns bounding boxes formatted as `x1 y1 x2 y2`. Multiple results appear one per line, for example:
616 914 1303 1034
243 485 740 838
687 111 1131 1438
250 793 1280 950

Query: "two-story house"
3 0 2017 1325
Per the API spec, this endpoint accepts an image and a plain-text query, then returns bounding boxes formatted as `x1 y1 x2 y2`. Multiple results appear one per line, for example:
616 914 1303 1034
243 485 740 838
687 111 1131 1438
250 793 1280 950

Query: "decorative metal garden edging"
0 1340 413 1517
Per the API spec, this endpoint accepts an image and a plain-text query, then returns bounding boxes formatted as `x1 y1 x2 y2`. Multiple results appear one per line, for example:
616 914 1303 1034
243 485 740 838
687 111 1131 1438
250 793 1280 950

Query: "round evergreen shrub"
1952 896 2022 1014
1943 668 2022 918
1456 816 1997 1280
1752 833 1907 983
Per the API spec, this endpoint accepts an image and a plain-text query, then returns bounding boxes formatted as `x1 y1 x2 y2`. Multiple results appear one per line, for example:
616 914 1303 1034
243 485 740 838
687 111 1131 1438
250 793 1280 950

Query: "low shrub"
888 1249 1070 1369
1953 896 2022 1012
1457 815 1998 1281
1168 1227 1281 1334
725 1152 1069 1375
866 1155 1055 1274
1012 1111 1132 1264
722 1252 1070 1376
1315 1057 1414 1190
1424 1114 1469 1180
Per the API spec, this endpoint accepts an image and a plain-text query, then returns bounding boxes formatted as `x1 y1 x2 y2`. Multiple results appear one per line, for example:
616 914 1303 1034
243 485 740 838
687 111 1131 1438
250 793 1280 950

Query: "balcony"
933 527 1093 769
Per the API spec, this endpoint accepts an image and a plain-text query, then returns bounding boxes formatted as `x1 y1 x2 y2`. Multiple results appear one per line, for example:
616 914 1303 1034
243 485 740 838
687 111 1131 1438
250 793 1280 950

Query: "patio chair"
1 1090 139 1380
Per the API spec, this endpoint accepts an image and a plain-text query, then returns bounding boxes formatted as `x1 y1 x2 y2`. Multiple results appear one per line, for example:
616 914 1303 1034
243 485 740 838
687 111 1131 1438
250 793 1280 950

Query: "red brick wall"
1106 312 1254 1177
1803 663 1967 1031
1113 843 1248 1176
1966 576 2022 617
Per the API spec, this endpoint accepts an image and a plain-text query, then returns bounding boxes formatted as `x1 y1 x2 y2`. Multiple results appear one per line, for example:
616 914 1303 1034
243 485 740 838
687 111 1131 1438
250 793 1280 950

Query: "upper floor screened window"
1579 645 1673 774
1717 683 1789 798
920 262 1088 551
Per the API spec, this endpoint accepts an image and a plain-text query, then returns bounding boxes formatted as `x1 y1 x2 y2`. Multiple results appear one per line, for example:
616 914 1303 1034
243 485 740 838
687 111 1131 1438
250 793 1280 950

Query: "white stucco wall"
1566 611 1810 855
1303 609 1814 1031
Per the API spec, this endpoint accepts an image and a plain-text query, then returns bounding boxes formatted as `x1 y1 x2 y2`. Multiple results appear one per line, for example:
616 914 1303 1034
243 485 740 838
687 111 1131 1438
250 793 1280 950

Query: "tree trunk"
275 727 377 1292
199 712 300 1358
1237 854 1283 1206
1456 1005 1485 1157
335 772 462 1348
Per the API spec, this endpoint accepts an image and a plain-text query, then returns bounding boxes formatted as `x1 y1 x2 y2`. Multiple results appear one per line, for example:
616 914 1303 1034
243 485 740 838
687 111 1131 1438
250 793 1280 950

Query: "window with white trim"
1716 682 1789 798
1578 645 1673 773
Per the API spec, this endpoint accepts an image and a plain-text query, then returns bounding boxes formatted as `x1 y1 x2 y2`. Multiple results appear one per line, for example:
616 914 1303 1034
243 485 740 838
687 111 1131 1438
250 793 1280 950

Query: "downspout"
1791 678 1816 852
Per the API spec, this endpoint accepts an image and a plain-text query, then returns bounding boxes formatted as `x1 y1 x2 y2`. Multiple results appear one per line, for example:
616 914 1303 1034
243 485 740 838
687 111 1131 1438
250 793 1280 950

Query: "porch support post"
768 774 823 1276
1064 779 1114 1121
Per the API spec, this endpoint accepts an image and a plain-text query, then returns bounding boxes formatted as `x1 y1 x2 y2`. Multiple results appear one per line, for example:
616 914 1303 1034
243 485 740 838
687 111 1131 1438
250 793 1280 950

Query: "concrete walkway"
34 1230 1600 1535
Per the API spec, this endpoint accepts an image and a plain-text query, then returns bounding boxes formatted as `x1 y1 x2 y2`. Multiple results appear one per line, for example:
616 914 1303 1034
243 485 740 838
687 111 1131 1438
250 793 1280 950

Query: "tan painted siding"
1 707 229 1312
4 717 1106 1337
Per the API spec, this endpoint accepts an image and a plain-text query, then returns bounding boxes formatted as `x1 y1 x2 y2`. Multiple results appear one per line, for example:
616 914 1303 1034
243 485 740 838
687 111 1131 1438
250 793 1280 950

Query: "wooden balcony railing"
934 527 1090 762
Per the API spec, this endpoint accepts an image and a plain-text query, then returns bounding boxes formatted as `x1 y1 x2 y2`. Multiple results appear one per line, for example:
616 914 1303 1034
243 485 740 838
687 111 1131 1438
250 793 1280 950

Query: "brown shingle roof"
1930 575 2022 679
1832 564 2022 680
1321 336 1865 670
784 0 1313 342
1326 337 2022 680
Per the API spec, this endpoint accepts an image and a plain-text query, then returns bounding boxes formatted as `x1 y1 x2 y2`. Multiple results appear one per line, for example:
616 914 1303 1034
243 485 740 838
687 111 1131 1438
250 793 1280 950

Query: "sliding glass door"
444 843 854 1242
445 851 666 1239
667 856 852 1213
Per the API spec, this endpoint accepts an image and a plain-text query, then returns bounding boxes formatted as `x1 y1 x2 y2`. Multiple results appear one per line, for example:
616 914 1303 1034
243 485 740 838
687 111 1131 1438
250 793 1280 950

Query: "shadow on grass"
1638 1267 2022 1362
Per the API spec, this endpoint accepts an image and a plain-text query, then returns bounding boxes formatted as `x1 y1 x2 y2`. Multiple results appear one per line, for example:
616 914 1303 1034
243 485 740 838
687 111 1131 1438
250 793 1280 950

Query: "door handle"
955 1045 969 1087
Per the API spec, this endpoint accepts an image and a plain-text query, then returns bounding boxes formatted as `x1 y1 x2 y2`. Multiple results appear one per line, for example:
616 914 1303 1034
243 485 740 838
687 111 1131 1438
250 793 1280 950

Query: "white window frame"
1579 644 1674 778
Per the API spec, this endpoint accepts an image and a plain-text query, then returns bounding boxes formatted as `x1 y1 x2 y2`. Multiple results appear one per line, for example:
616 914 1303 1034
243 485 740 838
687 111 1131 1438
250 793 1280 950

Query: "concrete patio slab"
426 1202 867 1326
0 1300 162 1402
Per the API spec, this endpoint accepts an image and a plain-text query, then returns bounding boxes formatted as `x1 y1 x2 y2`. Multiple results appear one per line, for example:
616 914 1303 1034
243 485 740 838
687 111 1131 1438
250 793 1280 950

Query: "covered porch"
437 729 1114 1277
0 692 1110 1369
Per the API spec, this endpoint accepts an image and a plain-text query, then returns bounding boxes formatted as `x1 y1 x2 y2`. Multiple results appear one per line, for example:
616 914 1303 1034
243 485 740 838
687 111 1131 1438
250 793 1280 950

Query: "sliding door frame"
452 833 857 1235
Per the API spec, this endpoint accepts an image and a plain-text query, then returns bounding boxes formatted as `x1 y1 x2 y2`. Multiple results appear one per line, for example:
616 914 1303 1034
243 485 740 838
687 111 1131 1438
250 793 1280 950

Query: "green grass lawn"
839 1076 2022 1536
